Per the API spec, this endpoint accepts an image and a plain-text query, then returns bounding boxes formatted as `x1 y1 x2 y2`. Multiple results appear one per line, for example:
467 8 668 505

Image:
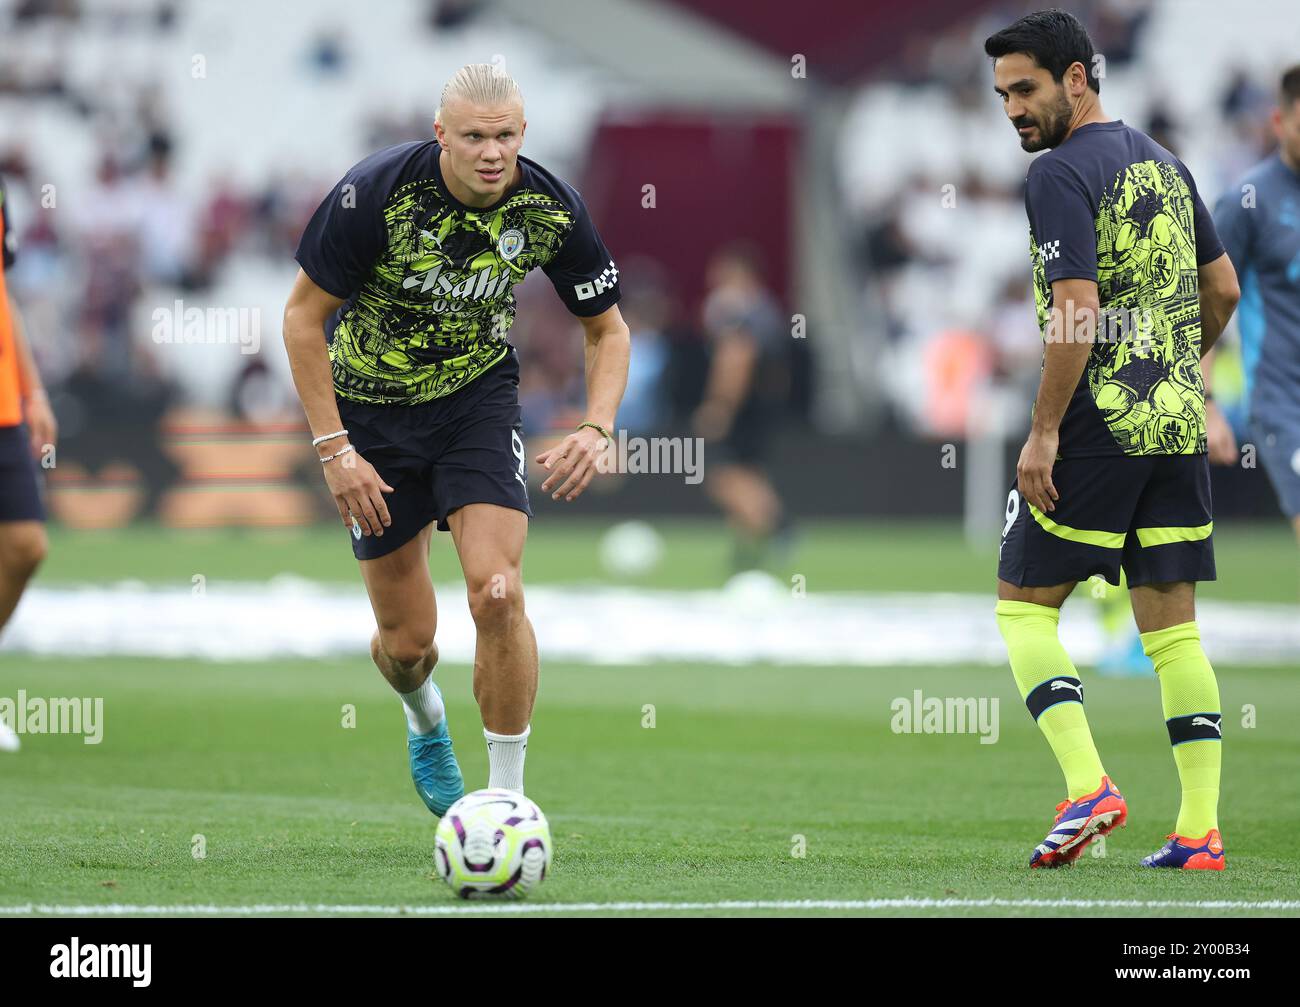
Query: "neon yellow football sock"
1141 621 1221 837
996 599 1106 800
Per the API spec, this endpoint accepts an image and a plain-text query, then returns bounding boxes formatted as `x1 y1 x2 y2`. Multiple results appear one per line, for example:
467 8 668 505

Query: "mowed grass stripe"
2 657 1296 916
4 897 1300 916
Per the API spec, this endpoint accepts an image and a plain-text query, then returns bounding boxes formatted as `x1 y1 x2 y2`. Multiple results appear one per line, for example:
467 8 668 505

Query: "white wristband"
319 444 355 464
312 429 349 447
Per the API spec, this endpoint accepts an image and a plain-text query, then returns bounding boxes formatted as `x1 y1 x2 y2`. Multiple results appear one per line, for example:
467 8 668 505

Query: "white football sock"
484 725 530 792
398 675 445 735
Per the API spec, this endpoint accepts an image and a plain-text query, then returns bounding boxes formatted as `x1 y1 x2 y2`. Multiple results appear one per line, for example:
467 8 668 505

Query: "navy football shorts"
1250 415 1300 520
0 423 45 523
997 453 1215 588
336 350 531 561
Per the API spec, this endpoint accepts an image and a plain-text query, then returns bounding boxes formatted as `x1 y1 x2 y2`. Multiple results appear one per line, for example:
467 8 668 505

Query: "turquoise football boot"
407 682 463 816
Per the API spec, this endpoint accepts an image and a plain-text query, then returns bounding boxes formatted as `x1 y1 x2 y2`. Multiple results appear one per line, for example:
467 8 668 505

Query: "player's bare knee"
377 627 437 670
0 524 47 582
466 571 524 635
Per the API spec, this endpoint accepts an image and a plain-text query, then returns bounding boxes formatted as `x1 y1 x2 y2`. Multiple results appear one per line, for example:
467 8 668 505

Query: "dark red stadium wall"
660 0 1002 84
577 114 798 316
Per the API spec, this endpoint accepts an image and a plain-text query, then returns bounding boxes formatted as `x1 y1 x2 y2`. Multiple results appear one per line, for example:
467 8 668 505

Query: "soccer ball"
433 789 552 899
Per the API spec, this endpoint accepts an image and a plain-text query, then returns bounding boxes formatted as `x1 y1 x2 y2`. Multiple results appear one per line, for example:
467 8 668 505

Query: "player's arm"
1202 182 1251 465
1196 251 1240 359
693 325 756 441
1197 253 1241 465
579 302 630 435
1019 160 1098 513
1201 344 1238 465
1196 250 1237 465
1019 277 1098 514
536 303 631 502
6 289 55 459
282 268 393 536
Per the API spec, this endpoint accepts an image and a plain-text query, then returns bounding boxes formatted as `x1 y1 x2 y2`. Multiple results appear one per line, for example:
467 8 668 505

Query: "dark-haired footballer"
984 10 1241 869
0 177 57 754
283 65 629 814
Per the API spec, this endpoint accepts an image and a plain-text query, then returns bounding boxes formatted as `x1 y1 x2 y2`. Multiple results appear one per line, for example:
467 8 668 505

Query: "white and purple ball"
434 789 552 900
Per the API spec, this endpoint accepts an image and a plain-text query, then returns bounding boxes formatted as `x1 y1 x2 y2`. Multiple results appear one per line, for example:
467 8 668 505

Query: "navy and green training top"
296 141 620 405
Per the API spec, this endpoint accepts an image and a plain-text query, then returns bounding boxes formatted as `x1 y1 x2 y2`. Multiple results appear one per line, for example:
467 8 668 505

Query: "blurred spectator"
988 273 1040 386
429 0 484 31
130 134 194 286
1146 98 1179 155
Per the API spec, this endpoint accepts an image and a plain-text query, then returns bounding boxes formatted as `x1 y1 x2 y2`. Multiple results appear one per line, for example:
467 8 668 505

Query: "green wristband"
577 421 614 444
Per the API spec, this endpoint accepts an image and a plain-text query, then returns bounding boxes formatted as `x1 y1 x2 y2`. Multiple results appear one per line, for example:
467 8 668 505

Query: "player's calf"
451 506 536 793
0 520 48 629
463 565 533 724
369 629 462 816
374 632 451 811
464 572 535 792
372 627 437 683
0 520 47 574
1137 619 1224 859
372 630 443 729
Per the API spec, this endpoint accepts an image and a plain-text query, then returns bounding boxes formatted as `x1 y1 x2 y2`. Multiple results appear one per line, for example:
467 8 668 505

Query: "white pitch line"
6 581 1298 665
2 897 1299 916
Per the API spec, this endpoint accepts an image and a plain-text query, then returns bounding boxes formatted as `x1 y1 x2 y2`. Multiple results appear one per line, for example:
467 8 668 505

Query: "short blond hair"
435 63 523 125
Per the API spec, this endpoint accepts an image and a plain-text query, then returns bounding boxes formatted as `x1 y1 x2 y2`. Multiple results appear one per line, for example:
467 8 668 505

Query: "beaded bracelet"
319 444 356 464
577 421 614 445
311 429 349 447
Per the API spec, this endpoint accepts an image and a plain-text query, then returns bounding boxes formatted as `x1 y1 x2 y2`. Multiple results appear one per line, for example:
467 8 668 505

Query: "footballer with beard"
984 10 1241 870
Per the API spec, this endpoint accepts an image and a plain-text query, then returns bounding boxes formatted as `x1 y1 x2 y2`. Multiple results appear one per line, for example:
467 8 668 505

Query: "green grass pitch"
0 520 1296 917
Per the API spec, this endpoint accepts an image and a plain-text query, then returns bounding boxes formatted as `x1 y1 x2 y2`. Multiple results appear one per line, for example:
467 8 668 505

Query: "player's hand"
320 444 393 536
22 389 57 461
1205 400 1237 466
535 426 610 502
1017 428 1060 514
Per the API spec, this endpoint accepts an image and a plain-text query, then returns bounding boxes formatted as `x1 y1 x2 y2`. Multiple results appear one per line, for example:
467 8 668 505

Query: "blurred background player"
283 65 628 813
693 244 792 573
1214 65 1300 553
986 10 1239 870
0 174 57 753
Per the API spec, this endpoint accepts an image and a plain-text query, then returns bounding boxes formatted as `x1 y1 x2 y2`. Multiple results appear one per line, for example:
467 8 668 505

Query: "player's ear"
1069 61 1088 97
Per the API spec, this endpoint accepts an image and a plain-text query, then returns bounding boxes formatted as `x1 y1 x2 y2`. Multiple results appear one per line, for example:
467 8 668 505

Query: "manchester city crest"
498 228 525 261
